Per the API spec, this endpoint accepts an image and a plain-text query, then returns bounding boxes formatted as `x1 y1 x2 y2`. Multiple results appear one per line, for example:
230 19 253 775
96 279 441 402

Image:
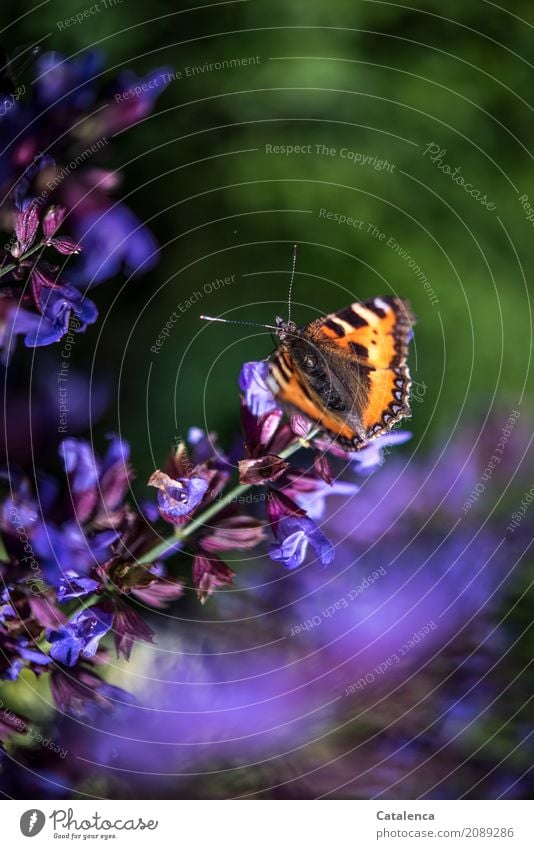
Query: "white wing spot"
374 297 390 312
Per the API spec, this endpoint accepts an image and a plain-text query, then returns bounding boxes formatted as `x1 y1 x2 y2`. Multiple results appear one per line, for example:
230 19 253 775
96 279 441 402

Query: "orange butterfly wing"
314 296 413 435
270 297 414 447
269 349 358 442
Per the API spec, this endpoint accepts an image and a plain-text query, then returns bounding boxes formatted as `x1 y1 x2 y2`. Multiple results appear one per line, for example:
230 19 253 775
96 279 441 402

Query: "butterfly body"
268 296 414 450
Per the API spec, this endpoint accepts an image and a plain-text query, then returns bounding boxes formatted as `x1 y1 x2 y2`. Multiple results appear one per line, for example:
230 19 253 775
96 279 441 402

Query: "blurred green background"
6 0 533 482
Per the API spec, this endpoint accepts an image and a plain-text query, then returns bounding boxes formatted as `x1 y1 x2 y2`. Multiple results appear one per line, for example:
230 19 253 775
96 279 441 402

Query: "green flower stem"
0 241 45 279
137 427 320 565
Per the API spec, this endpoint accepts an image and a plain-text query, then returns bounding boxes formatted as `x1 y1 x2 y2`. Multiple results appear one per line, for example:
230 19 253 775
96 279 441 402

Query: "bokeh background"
1 0 533 799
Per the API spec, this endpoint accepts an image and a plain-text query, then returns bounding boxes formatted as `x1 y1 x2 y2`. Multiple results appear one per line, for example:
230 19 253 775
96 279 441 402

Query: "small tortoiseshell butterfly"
268 295 413 450
202 248 414 450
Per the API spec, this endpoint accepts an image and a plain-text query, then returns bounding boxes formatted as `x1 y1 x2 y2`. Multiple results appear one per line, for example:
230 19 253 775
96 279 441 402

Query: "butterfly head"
275 315 299 343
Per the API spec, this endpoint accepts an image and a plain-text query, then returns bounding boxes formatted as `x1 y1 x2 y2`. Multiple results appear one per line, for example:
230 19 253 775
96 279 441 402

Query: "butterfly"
268 295 414 450
202 247 414 450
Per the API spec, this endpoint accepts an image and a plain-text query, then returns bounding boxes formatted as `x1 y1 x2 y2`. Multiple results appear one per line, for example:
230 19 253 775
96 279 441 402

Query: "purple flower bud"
113 602 155 660
266 488 306 528
192 553 235 604
131 572 184 609
201 515 266 552
239 361 279 417
187 427 205 444
12 155 55 211
241 401 285 456
42 205 66 238
269 515 335 569
29 264 60 306
47 606 113 666
238 454 290 485
185 427 229 468
58 436 131 526
13 202 40 255
148 470 209 522
35 50 104 107
49 237 82 255
313 452 334 484
290 414 312 438
258 410 285 449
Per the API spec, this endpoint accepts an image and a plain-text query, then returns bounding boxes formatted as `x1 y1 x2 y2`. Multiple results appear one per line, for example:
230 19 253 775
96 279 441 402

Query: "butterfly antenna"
201 315 280 332
287 243 297 324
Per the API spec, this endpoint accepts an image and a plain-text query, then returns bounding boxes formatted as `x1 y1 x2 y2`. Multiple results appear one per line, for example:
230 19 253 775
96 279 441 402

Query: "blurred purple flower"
0 478 39 532
71 206 159 285
0 49 170 364
2 412 533 799
110 68 173 129
60 439 99 494
33 521 509 797
349 430 412 475
35 50 103 108
283 470 359 521
60 435 131 524
32 520 117 586
0 590 16 623
2 620 49 682
33 282 97 341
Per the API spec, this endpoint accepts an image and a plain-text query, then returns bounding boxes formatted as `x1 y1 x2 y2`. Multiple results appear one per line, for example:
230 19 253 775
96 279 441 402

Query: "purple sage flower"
32 521 118 586
348 430 412 475
56 573 100 602
239 361 279 417
269 514 335 569
148 470 209 522
47 607 113 666
71 206 159 285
